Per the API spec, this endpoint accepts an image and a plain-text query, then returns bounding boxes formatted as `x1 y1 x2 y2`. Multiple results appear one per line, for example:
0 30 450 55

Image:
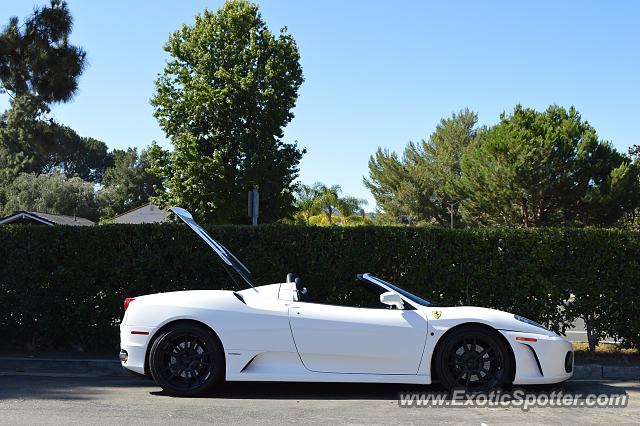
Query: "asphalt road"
0 375 638 425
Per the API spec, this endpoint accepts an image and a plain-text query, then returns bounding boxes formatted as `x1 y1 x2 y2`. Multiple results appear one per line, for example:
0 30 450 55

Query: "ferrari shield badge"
432 310 442 319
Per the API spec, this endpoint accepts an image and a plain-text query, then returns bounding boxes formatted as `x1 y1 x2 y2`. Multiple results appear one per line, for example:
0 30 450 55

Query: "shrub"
0 224 638 353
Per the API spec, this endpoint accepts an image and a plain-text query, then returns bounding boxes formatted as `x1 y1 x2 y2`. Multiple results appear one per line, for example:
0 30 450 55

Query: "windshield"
364 274 433 307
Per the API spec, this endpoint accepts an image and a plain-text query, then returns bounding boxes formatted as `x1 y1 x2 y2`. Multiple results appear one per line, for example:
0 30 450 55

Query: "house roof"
110 203 168 224
0 211 95 226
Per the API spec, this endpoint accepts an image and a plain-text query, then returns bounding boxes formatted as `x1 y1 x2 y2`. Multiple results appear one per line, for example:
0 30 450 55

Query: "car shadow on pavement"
151 381 433 400
1 375 632 402
151 380 633 401
0 375 152 401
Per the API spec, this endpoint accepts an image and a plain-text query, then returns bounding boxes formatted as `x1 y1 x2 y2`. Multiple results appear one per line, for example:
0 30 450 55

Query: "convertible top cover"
170 206 257 289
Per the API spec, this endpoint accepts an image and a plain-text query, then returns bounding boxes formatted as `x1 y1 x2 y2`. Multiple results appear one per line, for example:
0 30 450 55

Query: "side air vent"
524 344 544 376
240 355 258 372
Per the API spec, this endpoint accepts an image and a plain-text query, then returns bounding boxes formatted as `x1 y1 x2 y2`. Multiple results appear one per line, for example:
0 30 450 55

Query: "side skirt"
230 372 431 384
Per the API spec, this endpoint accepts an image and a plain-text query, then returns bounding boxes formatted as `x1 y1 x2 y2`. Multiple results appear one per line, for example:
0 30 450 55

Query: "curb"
573 364 640 380
1 357 638 381
0 357 130 377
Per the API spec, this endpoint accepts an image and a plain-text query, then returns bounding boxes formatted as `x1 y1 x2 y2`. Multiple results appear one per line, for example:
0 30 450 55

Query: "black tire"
435 326 512 391
149 322 225 397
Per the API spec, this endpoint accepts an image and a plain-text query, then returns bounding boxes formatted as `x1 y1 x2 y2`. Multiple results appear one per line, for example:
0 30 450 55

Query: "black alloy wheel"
436 326 512 391
149 323 224 396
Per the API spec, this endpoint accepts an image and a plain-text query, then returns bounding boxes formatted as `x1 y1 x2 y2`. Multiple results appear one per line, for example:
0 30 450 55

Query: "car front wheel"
435 326 512 391
149 322 225 397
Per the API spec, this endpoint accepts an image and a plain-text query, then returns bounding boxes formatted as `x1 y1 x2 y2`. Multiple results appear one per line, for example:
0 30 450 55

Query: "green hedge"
0 224 638 353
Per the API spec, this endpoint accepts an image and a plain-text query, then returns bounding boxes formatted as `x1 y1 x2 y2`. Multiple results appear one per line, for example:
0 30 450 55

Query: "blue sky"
1 1 639 208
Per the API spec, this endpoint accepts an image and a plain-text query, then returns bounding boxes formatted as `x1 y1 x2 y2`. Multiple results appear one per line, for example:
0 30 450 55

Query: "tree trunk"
584 314 598 354
521 197 529 228
450 203 454 229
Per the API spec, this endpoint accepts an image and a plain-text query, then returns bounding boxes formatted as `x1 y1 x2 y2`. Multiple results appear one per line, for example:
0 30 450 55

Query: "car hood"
418 305 558 337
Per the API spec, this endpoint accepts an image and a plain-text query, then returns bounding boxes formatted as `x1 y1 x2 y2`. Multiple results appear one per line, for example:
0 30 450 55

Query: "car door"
288 302 428 374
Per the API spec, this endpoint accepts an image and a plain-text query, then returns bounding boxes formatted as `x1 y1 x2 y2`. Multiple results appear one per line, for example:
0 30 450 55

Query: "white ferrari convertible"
119 207 573 396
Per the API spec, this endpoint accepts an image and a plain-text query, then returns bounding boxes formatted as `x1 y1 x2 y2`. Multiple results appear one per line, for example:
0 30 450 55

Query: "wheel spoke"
481 369 494 381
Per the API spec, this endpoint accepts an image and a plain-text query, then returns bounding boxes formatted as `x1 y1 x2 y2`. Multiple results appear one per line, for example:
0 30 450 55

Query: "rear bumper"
119 324 154 375
500 330 573 385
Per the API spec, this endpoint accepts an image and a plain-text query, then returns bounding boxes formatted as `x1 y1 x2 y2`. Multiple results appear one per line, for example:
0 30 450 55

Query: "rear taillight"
124 297 136 311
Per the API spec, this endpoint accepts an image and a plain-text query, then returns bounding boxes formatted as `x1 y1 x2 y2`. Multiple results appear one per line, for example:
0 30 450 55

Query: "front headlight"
514 314 552 332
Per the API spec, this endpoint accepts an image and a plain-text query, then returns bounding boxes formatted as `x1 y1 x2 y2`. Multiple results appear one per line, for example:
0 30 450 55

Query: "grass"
572 342 640 365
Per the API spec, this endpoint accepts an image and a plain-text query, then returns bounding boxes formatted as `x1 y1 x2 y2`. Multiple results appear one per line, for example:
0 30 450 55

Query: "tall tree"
363 148 410 222
0 0 87 175
314 184 341 225
0 0 85 106
365 109 479 226
98 147 163 219
618 145 640 228
0 103 110 180
40 125 110 182
336 195 368 225
2 172 98 221
316 185 342 225
150 0 304 224
294 182 322 225
458 105 640 227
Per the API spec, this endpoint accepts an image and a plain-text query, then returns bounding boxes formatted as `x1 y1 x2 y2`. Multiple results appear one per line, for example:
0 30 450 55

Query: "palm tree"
336 196 368 225
294 182 322 225
314 184 341 225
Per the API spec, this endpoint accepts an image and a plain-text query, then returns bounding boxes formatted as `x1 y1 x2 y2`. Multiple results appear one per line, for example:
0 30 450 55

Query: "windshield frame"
360 273 433 307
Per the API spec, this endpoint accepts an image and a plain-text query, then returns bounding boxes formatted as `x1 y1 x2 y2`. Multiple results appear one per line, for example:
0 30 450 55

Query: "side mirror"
380 291 404 309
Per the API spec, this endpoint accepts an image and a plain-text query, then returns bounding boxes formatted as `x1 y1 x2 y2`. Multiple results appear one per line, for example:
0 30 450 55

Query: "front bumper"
500 330 573 385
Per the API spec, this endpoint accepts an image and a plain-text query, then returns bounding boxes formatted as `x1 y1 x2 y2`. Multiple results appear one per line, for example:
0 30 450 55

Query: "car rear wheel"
149 323 224 397
435 326 512 391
